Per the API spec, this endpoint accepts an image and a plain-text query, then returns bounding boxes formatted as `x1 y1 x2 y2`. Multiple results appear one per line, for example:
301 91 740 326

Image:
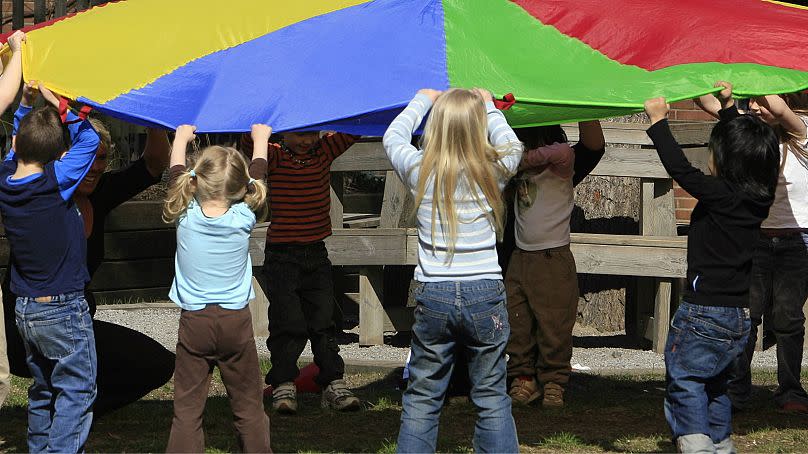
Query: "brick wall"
670 100 715 224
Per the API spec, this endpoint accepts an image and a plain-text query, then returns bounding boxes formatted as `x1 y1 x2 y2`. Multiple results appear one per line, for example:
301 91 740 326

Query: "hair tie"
248 178 256 185
188 169 196 178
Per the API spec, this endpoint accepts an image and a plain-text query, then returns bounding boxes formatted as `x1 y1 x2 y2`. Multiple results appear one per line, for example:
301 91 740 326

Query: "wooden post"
359 266 385 346
330 174 344 229
33 0 45 23
12 0 24 30
638 178 677 353
248 277 269 338
55 0 67 18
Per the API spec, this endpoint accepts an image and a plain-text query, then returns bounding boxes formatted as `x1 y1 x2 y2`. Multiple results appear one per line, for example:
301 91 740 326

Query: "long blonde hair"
163 145 268 223
413 88 513 260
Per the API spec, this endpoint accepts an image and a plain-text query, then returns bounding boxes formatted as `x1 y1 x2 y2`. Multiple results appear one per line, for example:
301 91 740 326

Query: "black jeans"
259 241 344 388
728 232 808 408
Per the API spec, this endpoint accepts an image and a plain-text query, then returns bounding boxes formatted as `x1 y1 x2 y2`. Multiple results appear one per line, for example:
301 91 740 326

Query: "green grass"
1 369 807 453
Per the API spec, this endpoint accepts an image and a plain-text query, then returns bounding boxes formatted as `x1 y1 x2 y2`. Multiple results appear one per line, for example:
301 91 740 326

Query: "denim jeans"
397 280 518 454
15 292 97 453
728 232 808 408
665 302 749 448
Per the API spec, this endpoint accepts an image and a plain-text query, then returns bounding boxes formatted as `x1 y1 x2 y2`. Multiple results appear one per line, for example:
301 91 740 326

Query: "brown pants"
505 245 579 386
167 305 271 453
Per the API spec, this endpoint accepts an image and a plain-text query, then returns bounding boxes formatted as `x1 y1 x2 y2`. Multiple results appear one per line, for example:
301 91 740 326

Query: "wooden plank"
640 179 677 236
89 258 174 291
91 287 170 305
570 233 684 248
570 242 687 278
105 201 173 232
653 279 673 353
359 266 385 345
97 302 177 311
343 215 380 229
331 142 391 172
563 122 712 146
380 171 415 228
103 230 176 260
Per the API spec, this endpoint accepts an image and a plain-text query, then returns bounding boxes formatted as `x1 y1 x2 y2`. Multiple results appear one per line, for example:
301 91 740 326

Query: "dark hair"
14 106 69 165
710 114 780 201
514 125 567 149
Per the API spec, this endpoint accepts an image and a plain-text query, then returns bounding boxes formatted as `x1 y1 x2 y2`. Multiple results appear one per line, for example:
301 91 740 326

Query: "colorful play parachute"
2 0 807 134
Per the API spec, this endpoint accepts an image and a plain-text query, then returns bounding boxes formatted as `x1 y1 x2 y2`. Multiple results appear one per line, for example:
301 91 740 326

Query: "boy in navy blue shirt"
0 82 100 453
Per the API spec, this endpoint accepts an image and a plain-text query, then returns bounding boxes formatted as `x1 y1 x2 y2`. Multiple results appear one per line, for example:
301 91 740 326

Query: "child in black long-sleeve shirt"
644 82 780 454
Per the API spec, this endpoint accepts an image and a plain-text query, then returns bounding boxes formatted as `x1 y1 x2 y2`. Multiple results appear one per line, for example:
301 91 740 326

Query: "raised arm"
382 89 438 185
168 125 196 185
6 83 36 161
0 31 25 114
755 94 806 139
571 120 606 186
475 88 522 175
143 128 171 178
321 132 359 162
645 97 729 205
249 124 272 181
520 143 574 178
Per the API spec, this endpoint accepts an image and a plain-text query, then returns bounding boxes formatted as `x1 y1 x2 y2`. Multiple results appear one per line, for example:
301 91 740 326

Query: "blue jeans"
664 302 750 445
397 280 518 454
728 232 808 408
15 292 97 453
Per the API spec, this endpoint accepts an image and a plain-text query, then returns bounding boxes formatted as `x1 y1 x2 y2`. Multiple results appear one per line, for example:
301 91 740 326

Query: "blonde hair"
87 118 112 153
413 88 515 260
163 145 268 223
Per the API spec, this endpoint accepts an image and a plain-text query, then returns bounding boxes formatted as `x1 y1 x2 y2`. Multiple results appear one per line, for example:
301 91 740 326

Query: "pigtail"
163 170 197 224
244 178 269 222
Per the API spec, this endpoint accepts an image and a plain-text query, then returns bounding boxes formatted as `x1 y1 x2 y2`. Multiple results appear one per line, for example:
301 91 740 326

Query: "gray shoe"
321 379 361 411
676 433 716 454
272 382 298 414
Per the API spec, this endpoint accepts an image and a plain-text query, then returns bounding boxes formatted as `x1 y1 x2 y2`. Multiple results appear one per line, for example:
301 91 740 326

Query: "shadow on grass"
1 370 807 453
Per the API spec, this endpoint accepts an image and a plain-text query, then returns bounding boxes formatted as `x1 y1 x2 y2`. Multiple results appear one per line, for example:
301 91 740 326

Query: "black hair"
710 114 780 201
514 125 567 149
15 106 69 165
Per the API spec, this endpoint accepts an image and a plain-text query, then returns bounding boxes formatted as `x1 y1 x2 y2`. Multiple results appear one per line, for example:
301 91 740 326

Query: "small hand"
21 81 39 107
175 125 197 144
7 31 26 53
417 88 442 103
471 87 493 103
713 81 735 109
644 97 670 124
251 124 273 142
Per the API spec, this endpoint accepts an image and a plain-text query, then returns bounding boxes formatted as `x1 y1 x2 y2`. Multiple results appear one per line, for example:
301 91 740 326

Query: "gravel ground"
96 307 808 373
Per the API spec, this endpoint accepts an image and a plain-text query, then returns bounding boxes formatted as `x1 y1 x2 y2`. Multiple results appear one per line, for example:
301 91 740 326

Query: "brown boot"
509 376 540 406
543 382 565 407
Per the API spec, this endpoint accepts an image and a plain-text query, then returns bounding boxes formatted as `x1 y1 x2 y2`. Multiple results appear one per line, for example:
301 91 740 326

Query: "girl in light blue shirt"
163 124 272 453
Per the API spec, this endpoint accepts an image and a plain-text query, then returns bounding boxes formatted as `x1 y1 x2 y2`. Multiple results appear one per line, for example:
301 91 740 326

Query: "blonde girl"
164 124 272 453
383 88 523 453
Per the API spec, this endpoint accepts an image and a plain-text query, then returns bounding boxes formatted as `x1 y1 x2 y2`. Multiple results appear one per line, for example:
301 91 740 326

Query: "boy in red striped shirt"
241 131 360 414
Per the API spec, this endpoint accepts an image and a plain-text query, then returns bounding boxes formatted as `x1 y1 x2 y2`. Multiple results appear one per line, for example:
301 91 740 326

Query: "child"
164 124 272 453
0 29 25 411
645 82 780 453
384 88 523 453
699 91 808 413
0 80 100 452
241 130 360 413
506 121 605 407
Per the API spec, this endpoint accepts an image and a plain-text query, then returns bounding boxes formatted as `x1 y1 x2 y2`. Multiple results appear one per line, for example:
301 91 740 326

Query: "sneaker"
543 382 565 408
509 376 540 406
321 379 361 411
272 382 298 414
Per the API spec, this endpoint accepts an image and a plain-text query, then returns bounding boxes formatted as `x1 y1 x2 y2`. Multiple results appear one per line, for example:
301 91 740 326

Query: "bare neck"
12 161 45 180
199 198 230 218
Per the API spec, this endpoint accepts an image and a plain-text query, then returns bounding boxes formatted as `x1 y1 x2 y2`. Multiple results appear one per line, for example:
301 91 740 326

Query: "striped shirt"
382 93 523 282
242 133 356 244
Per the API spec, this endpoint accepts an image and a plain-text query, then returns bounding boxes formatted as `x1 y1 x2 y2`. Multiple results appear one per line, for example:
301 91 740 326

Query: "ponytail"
244 178 269 222
163 170 197 223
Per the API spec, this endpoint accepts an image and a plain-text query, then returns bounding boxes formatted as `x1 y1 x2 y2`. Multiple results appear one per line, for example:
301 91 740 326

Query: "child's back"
384 88 522 454
644 87 779 453
0 85 100 453
164 126 271 453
